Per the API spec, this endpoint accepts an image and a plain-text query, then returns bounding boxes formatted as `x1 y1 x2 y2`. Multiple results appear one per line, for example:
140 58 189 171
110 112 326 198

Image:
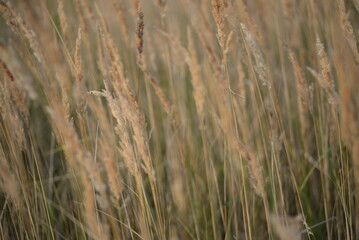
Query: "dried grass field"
0 0 359 239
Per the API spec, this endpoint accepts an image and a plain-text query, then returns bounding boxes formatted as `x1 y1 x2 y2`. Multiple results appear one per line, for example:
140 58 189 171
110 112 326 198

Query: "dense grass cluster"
0 0 358 239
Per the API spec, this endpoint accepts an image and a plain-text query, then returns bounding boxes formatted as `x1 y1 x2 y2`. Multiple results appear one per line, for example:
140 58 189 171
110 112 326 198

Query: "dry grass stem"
0 1 357 239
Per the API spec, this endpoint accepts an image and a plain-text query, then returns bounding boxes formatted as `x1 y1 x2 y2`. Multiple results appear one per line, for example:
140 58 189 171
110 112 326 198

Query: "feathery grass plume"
0 59 28 120
87 96 123 201
97 11 141 145
80 171 109 240
212 0 226 48
96 26 106 76
72 27 86 107
237 61 246 101
241 23 270 87
247 151 266 199
187 28 205 122
0 0 357 238
0 1 20 34
100 142 122 200
98 25 155 180
77 0 95 75
89 90 152 238
61 85 72 123
236 0 262 41
113 2 129 41
47 100 108 209
308 0 320 35
286 46 310 109
168 162 187 216
80 0 94 22
96 5 125 79
222 30 233 67
219 117 266 198
316 38 334 89
97 22 155 181
136 6 172 115
57 0 68 36
0 0 42 63
94 20 163 232
0 81 25 150
271 214 302 240
315 38 338 104
142 70 172 115
195 27 223 82
0 44 37 100
74 27 83 86
336 0 359 64
286 45 311 136
222 30 233 90
9 3 71 90
76 0 87 34
111 88 150 178
136 5 145 67
117 131 140 178
165 132 188 222
267 100 282 152
89 90 139 177
0 147 20 208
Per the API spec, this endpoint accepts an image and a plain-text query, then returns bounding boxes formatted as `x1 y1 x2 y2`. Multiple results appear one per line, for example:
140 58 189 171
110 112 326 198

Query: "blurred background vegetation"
0 0 358 239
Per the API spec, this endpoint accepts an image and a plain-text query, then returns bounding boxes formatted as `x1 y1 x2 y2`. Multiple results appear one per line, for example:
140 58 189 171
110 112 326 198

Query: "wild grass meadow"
0 0 358 239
